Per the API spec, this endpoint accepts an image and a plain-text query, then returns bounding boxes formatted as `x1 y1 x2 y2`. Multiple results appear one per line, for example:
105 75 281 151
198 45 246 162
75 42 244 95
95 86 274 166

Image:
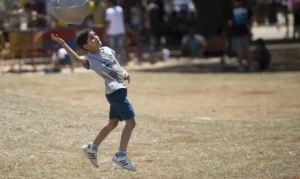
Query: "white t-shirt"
105 6 125 35
58 48 68 59
85 47 126 94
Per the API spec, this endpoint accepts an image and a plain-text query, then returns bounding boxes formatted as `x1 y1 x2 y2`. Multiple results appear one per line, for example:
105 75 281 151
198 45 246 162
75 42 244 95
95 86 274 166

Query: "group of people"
222 0 271 72
1 0 281 73
48 0 173 70
255 0 300 39
177 0 271 72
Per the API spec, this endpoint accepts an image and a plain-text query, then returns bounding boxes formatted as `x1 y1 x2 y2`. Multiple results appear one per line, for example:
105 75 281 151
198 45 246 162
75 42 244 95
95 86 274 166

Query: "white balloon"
51 0 90 24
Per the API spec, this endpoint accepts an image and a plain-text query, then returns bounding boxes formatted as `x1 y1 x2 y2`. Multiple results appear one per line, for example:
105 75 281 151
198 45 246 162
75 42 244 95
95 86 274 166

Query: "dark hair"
216 26 224 35
109 0 118 5
76 28 92 50
255 38 265 47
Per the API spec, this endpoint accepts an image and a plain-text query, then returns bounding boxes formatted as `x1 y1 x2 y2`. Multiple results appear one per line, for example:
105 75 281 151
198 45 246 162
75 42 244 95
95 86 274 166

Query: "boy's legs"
240 35 250 70
112 117 136 171
119 118 136 151
85 89 136 170
232 36 250 71
82 119 119 168
93 119 119 146
92 117 136 149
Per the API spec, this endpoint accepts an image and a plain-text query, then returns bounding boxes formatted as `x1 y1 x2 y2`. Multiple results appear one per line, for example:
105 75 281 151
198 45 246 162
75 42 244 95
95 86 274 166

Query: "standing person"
105 0 126 66
293 1 300 39
228 0 253 71
268 0 279 26
279 0 290 38
146 0 164 49
51 28 136 171
130 2 143 31
93 1 107 27
140 18 153 62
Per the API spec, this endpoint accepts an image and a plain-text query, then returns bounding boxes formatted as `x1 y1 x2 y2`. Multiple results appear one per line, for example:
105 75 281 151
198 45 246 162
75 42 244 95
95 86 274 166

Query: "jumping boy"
51 28 136 171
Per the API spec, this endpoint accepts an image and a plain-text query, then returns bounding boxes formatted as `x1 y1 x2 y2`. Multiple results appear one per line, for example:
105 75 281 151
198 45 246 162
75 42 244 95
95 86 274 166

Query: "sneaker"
82 143 99 168
112 153 136 171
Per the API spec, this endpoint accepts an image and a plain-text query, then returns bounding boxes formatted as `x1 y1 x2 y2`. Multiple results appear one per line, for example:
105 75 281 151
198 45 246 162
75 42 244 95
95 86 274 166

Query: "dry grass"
0 68 300 179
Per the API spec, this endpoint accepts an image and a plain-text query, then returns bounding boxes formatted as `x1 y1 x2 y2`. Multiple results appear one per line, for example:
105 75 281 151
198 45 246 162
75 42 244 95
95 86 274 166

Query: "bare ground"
0 67 300 179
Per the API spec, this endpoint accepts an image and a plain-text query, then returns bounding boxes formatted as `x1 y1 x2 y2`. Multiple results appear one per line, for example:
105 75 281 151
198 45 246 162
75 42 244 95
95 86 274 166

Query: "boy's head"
255 38 266 49
76 28 102 52
234 0 243 5
108 0 118 6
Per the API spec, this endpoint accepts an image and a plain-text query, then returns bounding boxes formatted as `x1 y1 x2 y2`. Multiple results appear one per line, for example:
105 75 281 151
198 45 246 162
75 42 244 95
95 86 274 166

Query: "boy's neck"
89 48 101 53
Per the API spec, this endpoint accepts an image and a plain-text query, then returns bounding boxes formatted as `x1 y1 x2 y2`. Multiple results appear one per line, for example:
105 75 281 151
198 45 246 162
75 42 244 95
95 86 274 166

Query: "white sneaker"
112 153 136 171
82 143 99 168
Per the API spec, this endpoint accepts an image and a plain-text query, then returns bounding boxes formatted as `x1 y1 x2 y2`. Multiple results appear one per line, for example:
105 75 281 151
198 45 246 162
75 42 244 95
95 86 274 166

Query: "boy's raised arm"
51 34 87 65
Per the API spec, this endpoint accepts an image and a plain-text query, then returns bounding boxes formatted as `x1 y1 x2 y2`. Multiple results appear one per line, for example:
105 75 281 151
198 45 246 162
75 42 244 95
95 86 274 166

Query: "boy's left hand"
123 70 130 84
51 34 65 45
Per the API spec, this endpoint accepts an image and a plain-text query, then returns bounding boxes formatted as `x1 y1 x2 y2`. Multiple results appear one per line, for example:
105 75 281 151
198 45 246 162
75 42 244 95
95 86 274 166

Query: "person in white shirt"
49 47 74 73
105 0 126 65
57 47 74 72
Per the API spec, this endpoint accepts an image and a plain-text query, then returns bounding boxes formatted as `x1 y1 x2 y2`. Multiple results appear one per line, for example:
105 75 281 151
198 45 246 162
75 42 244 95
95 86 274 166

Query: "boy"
51 28 136 171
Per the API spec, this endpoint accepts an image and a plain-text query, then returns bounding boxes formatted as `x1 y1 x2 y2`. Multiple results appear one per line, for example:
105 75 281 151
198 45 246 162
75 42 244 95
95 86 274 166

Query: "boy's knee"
107 120 119 130
126 118 136 128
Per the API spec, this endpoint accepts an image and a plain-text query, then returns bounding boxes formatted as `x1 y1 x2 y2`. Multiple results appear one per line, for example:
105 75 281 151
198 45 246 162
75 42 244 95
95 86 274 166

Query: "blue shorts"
106 88 135 121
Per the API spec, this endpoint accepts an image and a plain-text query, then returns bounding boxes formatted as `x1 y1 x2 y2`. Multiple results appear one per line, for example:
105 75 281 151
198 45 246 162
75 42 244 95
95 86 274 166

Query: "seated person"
44 47 74 73
57 47 74 72
252 38 271 71
206 27 228 57
181 28 206 58
44 48 61 73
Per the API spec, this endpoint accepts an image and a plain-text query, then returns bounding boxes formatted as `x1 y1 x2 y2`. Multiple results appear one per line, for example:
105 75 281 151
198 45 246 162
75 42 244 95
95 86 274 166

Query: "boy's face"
84 31 102 52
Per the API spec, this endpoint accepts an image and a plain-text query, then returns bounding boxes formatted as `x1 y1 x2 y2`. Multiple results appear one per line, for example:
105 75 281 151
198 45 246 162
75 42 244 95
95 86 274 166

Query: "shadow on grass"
135 59 300 74
6 69 39 74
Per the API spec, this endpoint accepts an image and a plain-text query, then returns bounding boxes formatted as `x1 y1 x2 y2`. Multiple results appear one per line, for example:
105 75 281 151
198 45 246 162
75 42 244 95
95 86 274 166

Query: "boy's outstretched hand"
51 34 65 45
123 70 130 84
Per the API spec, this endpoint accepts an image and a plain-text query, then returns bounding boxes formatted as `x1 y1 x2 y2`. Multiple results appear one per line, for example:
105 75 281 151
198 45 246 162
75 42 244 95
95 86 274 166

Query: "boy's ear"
83 44 89 50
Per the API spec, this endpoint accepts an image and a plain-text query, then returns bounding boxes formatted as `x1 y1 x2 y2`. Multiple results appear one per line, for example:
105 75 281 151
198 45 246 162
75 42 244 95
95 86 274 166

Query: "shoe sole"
82 147 99 168
112 158 136 172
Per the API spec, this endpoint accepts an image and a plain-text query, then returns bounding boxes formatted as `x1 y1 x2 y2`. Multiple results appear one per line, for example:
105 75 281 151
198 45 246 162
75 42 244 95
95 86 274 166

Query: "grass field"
0 66 300 179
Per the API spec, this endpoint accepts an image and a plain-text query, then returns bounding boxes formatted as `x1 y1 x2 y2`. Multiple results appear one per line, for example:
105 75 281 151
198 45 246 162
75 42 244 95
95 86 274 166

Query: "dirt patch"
181 88 209 94
277 104 300 108
1 71 300 178
169 136 199 143
239 156 278 164
241 90 276 95
76 89 99 94
289 176 300 179
127 152 142 157
72 97 83 101
147 91 167 96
